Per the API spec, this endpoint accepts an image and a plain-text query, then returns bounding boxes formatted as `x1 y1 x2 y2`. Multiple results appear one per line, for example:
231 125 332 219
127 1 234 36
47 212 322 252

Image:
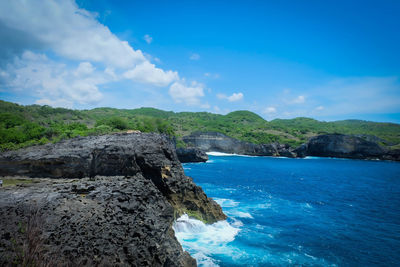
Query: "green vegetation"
1 100 399 151
1 179 35 187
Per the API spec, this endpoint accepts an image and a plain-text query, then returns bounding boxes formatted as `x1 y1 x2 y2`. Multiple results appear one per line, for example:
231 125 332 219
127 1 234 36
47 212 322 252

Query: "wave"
229 211 253 219
206 151 257 157
173 214 241 266
213 198 239 207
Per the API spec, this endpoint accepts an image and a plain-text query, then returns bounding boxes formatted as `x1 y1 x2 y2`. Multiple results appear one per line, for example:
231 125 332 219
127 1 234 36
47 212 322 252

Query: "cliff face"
304 134 394 160
0 133 226 266
182 132 296 157
182 132 400 161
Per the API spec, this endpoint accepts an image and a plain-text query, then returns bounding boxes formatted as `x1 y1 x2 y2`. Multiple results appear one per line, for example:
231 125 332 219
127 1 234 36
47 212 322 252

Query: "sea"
173 153 400 266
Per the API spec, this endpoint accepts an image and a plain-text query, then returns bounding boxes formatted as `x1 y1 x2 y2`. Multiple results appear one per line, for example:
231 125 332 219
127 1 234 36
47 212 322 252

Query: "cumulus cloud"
217 92 244 102
189 53 200 60
4 51 106 108
169 80 205 106
0 0 205 108
0 0 146 68
123 61 179 87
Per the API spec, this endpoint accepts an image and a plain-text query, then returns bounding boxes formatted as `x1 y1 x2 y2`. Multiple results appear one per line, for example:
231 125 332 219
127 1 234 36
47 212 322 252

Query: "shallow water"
173 155 400 266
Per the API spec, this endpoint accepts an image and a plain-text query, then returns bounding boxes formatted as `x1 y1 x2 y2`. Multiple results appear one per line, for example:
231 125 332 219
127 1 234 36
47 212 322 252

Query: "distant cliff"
300 134 400 161
182 131 297 157
0 133 226 266
182 132 400 161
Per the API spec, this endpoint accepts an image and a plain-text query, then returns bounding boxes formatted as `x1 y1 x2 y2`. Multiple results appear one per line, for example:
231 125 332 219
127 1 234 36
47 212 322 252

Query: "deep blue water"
173 155 400 266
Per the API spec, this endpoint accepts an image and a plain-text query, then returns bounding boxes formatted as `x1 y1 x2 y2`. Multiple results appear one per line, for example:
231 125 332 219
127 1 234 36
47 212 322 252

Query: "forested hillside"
1 100 399 151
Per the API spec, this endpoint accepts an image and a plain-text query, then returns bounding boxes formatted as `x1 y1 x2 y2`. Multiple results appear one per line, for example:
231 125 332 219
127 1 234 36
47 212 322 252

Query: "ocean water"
173 155 400 266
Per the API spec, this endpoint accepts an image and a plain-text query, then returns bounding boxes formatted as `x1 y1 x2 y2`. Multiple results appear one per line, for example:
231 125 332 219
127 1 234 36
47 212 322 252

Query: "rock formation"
176 148 208 163
304 134 399 160
182 131 296 157
182 132 400 161
0 133 226 266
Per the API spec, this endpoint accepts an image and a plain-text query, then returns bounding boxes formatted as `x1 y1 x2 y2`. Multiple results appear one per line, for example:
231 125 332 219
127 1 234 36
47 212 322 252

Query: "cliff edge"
0 133 226 266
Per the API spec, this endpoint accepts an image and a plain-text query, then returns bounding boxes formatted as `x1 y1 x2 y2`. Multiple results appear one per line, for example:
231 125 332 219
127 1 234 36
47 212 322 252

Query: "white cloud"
315 106 324 111
291 95 306 104
0 0 146 69
0 0 206 108
4 51 105 107
263 107 277 114
217 92 244 102
144 34 153 44
190 53 200 60
169 80 205 106
123 61 178 87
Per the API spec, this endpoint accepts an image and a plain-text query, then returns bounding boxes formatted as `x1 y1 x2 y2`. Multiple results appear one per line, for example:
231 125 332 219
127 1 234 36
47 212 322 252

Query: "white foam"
206 151 257 157
213 198 239 207
230 211 253 219
192 252 219 267
206 151 239 156
173 214 241 266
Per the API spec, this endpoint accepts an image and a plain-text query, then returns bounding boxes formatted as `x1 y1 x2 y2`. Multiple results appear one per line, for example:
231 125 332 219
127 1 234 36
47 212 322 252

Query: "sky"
0 0 399 123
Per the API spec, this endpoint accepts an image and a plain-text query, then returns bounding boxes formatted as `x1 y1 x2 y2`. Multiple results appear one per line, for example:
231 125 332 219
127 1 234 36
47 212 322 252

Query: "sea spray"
173 214 241 266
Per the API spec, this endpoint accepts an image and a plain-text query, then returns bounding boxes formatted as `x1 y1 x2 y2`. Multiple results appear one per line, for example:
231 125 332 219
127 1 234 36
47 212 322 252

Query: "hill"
0 100 399 151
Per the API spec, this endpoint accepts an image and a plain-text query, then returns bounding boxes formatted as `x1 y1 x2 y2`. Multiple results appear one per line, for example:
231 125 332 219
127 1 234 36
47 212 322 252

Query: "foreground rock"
0 133 226 266
176 148 209 163
182 131 296 157
0 176 196 266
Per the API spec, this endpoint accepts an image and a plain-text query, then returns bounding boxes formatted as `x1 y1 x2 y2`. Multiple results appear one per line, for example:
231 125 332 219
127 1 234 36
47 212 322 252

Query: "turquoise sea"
173 154 400 266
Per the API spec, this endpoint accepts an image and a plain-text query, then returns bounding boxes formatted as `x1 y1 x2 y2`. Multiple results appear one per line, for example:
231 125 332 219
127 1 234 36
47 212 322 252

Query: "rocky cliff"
182 132 400 161
302 134 399 161
182 131 296 157
0 133 226 266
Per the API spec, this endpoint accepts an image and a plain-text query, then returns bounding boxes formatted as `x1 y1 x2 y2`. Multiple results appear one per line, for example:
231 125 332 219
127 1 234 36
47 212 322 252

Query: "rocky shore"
0 133 226 266
182 132 400 161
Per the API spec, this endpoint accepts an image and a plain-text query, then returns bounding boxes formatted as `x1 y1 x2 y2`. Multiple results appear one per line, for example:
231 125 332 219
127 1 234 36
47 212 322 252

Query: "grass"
1 179 34 187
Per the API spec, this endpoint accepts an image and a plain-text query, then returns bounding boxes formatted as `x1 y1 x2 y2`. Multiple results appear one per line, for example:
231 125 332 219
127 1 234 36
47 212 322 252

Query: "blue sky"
0 0 399 122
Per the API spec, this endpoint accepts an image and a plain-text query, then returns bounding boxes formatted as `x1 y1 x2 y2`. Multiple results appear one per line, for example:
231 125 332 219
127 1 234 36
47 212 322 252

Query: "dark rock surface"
0 176 195 266
304 134 399 161
182 132 296 157
0 133 227 266
176 148 208 163
305 134 385 159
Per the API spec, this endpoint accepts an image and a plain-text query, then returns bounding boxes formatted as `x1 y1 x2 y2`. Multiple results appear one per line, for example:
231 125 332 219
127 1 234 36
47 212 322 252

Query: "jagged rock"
176 148 209 163
0 133 227 266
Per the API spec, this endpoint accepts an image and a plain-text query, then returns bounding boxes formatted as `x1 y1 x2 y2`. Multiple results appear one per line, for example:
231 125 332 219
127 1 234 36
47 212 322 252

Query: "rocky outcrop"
182 132 296 157
176 148 208 163
0 133 226 266
304 134 398 160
